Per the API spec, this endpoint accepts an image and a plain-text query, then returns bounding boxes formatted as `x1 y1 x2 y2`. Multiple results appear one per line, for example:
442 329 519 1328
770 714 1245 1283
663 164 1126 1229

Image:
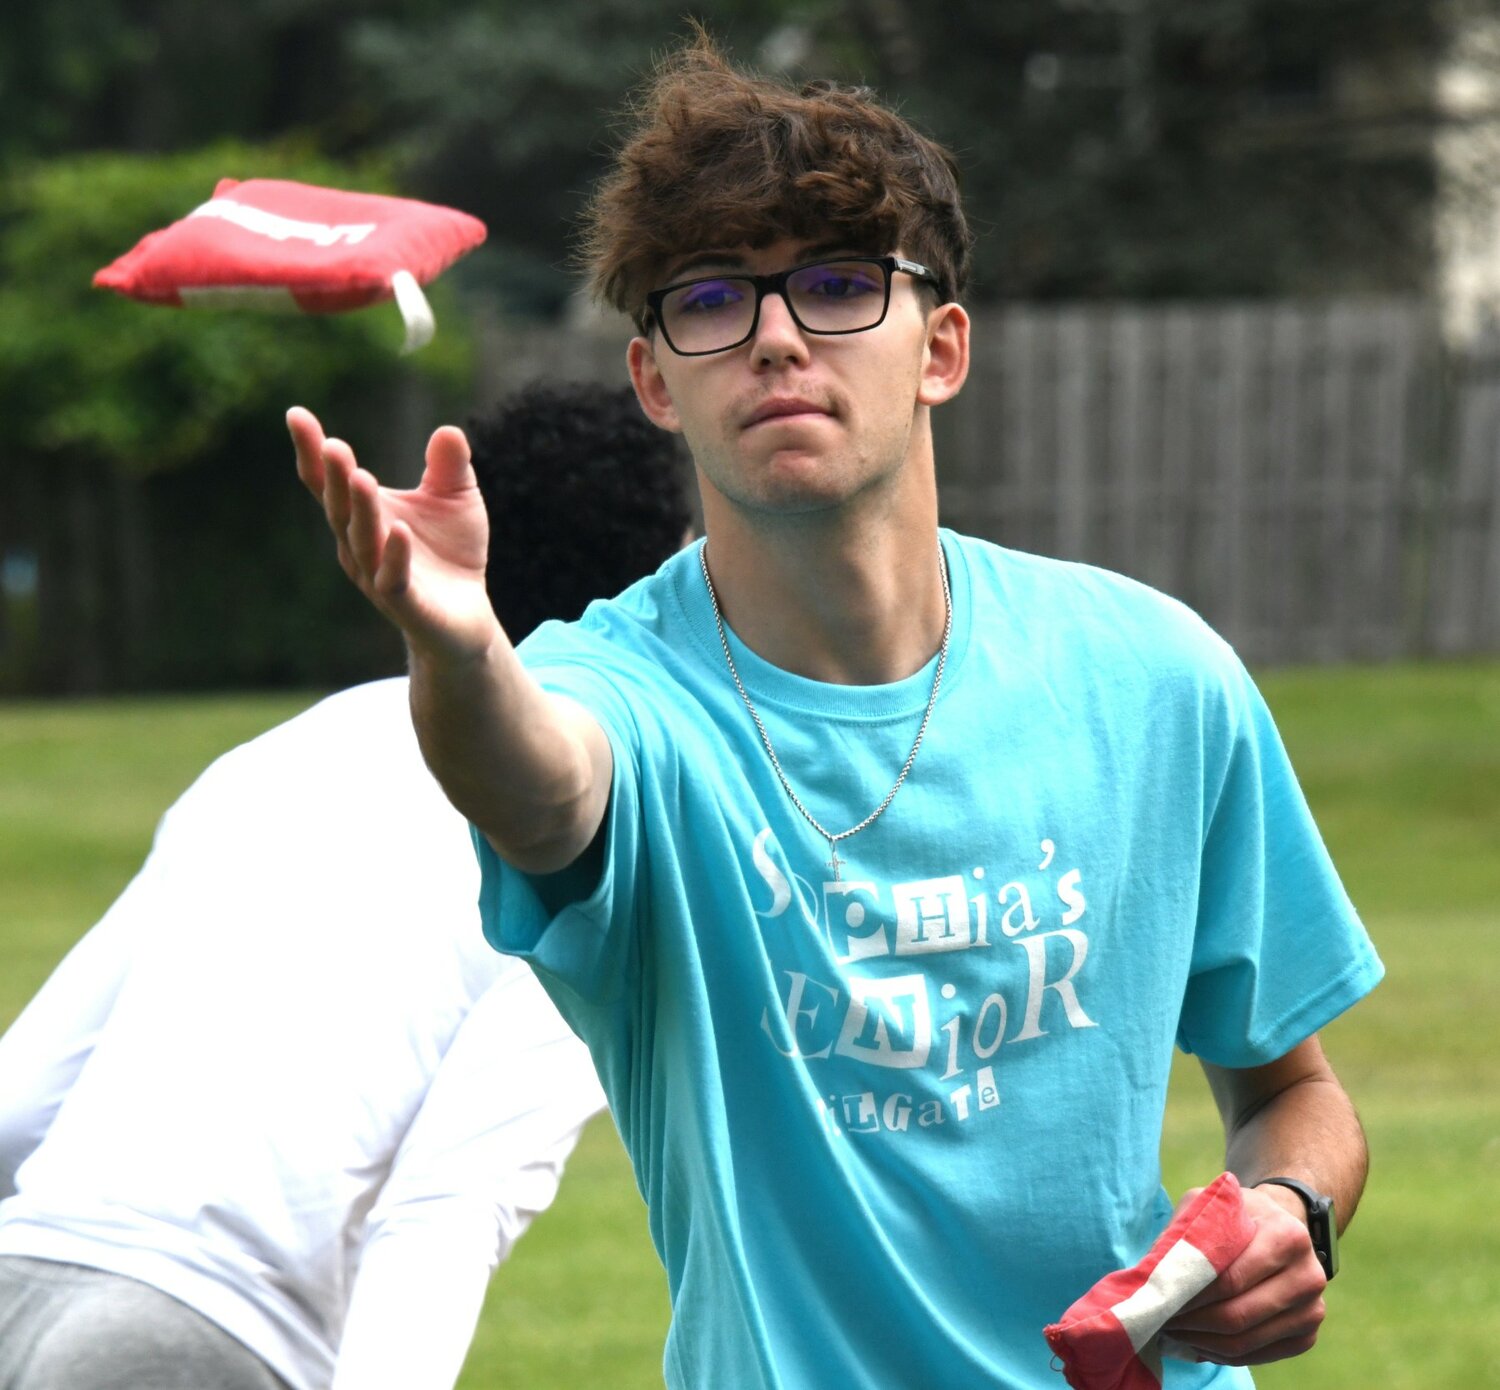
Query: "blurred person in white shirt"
0 381 692 1390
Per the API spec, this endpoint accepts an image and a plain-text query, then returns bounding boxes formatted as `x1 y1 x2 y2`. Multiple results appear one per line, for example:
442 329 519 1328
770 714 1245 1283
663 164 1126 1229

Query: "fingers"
287 406 329 496
287 409 492 657
346 465 391 586
315 438 361 583
375 520 414 601
288 409 381 591
1163 1294 1325 1367
308 430 392 601
1170 1252 1326 1328
1164 1205 1328 1367
1175 1188 1317 1317
331 455 418 613
320 435 360 529
421 425 474 495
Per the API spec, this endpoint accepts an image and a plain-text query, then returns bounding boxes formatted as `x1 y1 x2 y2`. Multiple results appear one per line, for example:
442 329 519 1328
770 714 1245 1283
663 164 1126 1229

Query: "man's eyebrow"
800 240 866 261
662 251 751 282
661 243 873 283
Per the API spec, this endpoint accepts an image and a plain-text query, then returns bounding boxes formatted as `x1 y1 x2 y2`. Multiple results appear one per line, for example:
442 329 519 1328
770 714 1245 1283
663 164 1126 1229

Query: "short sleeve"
473 660 648 1007
1176 662 1384 1065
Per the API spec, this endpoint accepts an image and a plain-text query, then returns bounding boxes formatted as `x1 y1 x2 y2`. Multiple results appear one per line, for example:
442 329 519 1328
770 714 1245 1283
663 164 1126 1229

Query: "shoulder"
159 678 437 841
954 532 1242 673
511 550 733 775
199 678 414 769
517 548 708 694
948 533 1260 742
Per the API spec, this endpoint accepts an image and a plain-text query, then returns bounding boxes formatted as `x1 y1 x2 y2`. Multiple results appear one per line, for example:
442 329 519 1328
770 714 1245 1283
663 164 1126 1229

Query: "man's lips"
741 398 835 429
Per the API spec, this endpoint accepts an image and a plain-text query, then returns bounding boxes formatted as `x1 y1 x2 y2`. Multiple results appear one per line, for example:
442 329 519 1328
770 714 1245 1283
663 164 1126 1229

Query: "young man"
289 37 1383 1390
0 382 691 1390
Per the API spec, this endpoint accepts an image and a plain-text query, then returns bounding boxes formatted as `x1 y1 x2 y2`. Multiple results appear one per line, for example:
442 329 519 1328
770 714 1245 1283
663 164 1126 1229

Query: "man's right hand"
288 406 503 665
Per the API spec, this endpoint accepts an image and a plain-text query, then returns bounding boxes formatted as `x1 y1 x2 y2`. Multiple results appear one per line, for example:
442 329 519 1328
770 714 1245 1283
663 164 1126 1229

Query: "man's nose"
750 290 811 367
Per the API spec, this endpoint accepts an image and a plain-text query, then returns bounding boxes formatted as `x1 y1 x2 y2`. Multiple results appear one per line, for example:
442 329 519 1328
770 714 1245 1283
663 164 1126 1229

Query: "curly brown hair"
467 381 692 641
580 29 972 329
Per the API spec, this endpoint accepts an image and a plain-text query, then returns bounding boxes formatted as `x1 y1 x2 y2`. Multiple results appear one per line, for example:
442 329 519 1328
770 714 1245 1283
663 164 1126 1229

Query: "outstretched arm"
288 407 611 873
1162 1035 1368 1368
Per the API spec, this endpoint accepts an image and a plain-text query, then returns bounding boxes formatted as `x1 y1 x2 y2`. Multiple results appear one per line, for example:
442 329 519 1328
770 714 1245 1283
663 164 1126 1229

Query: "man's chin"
742 462 866 516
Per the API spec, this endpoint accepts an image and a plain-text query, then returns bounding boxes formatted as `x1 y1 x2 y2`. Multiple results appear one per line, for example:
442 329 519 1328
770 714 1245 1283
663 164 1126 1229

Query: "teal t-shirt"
476 533 1382 1390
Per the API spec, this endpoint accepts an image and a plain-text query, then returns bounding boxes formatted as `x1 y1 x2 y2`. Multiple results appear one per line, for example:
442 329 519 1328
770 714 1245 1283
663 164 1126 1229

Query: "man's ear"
628 336 683 433
917 302 970 407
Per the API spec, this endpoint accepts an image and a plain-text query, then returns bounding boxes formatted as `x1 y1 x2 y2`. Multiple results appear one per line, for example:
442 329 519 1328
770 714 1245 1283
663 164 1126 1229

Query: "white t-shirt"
0 679 607 1390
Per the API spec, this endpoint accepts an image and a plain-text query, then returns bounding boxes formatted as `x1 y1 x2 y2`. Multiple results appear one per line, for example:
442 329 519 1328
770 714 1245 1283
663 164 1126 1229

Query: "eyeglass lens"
660 259 890 354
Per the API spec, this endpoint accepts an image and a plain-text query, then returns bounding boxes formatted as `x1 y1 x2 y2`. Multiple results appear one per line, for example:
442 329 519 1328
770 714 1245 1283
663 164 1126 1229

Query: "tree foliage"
4 0 1477 308
340 0 1483 303
345 0 832 313
2 0 1491 694
821 0 1456 298
0 144 471 476
0 142 465 694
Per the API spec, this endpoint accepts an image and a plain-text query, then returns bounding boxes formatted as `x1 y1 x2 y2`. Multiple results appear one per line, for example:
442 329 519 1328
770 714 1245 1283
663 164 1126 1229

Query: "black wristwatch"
1256 1177 1338 1281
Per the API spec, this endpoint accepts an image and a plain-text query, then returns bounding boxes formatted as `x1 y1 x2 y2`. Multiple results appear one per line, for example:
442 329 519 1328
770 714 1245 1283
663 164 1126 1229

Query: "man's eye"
808 273 878 298
677 282 744 314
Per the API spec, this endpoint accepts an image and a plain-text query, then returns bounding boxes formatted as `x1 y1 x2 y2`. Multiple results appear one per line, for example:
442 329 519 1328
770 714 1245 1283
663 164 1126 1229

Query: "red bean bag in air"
93 178 487 352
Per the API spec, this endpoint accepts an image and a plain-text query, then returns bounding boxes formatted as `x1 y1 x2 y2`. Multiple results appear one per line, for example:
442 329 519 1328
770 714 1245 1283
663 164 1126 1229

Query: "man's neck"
697 487 947 686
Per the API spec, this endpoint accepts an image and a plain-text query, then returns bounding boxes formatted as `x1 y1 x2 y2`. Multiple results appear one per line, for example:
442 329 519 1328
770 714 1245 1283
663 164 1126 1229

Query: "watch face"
1311 1199 1339 1281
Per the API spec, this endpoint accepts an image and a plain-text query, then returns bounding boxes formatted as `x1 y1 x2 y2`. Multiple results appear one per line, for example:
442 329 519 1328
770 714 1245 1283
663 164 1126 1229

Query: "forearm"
1161 1042 1366 1366
1207 1039 1369 1233
334 1223 493 1390
407 636 610 875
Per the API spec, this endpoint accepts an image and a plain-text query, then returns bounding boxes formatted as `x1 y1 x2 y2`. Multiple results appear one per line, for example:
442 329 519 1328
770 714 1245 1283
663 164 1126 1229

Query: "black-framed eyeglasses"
643 255 943 357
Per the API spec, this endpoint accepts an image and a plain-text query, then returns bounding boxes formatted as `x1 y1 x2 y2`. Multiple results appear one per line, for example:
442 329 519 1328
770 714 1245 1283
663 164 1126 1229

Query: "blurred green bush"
0 141 473 694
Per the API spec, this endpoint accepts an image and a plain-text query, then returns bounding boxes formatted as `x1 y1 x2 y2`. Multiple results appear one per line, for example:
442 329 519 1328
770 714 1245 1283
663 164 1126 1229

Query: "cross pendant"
826 842 844 882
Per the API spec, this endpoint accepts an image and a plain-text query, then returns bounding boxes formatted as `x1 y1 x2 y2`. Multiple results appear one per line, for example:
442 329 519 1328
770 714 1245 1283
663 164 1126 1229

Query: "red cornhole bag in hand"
1043 1173 1257 1390
93 178 486 352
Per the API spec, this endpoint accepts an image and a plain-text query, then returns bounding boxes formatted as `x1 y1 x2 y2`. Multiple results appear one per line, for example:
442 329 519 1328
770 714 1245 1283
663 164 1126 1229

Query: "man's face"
627 237 967 520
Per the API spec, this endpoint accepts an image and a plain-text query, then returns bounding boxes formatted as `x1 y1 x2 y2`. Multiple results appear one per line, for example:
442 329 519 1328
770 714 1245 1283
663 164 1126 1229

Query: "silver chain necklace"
699 542 952 881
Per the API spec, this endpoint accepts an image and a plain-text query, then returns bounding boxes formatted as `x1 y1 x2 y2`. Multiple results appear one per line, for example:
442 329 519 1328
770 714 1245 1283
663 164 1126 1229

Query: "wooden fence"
1428 321 1500 657
476 297 1500 665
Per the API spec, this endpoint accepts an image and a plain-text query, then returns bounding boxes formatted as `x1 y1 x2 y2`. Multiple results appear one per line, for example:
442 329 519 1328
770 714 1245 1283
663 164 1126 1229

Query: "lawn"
2 663 1496 1388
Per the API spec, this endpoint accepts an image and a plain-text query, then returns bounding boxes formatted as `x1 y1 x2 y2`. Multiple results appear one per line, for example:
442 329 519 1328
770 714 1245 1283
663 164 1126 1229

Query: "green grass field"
2 664 1496 1387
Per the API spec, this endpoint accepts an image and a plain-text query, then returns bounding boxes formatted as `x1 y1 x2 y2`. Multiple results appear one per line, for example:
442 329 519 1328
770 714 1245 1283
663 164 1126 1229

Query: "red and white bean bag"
1044 1173 1257 1389
94 178 487 352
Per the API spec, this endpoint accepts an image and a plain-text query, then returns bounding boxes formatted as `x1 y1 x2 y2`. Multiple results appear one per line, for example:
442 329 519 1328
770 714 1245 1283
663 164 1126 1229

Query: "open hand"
288 406 502 663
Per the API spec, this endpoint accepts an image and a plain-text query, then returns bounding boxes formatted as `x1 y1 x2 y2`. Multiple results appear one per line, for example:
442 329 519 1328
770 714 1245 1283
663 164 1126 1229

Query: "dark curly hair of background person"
467 380 694 643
